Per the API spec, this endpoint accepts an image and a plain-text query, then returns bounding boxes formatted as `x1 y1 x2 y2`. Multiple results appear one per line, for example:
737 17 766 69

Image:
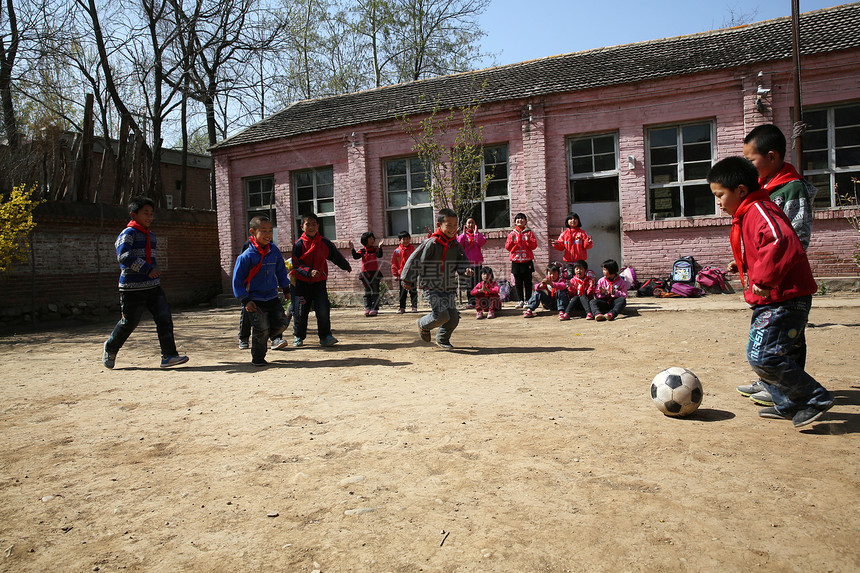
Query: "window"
647 122 715 219
245 175 277 240
293 167 336 239
385 156 433 236
802 102 860 208
568 133 619 203
470 145 510 230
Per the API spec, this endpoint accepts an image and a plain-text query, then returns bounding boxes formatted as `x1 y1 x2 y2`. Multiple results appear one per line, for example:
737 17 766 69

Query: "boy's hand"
244 301 258 313
402 281 412 290
463 268 474 277
752 284 772 298
550 239 559 247
727 260 738 273
310 269 320 278
148 269 161 279
377 239 384 248
348 240 354 250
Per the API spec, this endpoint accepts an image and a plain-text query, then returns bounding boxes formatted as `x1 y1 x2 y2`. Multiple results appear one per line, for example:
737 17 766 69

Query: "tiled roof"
212 3 860 150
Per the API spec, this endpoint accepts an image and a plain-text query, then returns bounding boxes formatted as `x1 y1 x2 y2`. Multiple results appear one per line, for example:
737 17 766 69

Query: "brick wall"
0 201 220 324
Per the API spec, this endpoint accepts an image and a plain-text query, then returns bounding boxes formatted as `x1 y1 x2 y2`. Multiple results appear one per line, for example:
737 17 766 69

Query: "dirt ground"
0 293 858 572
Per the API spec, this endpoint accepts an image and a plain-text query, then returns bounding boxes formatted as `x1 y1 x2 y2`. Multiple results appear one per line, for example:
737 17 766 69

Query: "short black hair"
573 259 588 271
480 266 495 280
514 212 527 221
546 263 561 274
707 156 760 192
566 212 581 227
602 259 619 275
398 230 411 240
301 213 318 224
249 215 270 229
437 208 457 224
360 231 375 246
128 196 155 214
744 124 786 159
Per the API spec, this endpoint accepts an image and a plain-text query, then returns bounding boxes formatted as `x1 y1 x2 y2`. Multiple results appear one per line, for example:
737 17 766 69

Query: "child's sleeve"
613 278 628 299
504 232 515 252
470 282 482 296
232 253 250 303
400 240 426 285
391 249 401 277
486 281 499 295
116 230 152 275
476 232 487 247
749 205 806 288
326 238 353 272
351 248 362 260
274 249 290 290
526 231 538 250
292 241 312 278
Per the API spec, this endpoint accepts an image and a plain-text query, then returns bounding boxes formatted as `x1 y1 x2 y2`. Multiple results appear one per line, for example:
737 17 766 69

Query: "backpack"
697 266 728 293
636 277 669 297
620 267 639 290
670 282 705 298
498 278 511 302
671 256 697 285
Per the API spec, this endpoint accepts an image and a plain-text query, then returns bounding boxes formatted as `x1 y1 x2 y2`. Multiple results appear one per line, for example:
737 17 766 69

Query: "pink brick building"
211 5 860 295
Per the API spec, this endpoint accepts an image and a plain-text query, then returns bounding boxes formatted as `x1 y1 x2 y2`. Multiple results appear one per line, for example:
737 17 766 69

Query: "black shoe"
436 340 454 350
792 403 833 428
252 358 269 367
419 323 431 343
758 407 790 420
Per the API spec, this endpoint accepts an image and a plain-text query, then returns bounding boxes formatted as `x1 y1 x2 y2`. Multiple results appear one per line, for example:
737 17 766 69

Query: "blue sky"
477 0 842 68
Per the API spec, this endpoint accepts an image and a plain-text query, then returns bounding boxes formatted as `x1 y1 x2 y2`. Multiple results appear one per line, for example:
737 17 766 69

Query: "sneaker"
397 308 406 314
476 310 484 319
368 309 378 317
515 301 524 309
364 309 371 317
487 310 496 319
585 313 594 320
271 338 289 350
293 337 304 347
605 313 615 321
419 323 431 343
594 313 606 321
320 335 339 347
238 339 250 350
558 311 565 321
411 307 419 313
792 402 834 428
758 406 790 420
749 389 774 406
436 340 454 350
737 380 766 397
523 309 534 318
251 358 268 367
103 343 116 369
161 355 189 368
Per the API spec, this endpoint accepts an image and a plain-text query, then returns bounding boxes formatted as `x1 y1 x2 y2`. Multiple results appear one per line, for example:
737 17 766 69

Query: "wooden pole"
791 0 804 175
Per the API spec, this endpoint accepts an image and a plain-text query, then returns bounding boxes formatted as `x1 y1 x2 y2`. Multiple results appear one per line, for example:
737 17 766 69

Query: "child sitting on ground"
590 259 627 321
232 216 291 367
470 266 501 319
562 259 596 320
350 232 384 317
391 231 418 313
523 263 569 318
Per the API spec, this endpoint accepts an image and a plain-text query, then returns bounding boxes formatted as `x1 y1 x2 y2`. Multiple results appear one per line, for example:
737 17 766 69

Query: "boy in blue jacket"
233 216 291 366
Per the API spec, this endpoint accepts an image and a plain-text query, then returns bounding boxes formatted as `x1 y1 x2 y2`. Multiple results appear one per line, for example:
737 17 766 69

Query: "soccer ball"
650 367 703 417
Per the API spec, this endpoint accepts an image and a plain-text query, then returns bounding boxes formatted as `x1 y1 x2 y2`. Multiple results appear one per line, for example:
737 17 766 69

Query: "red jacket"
505 228 537 262
568 275 595 297
553 227 593 262
470 280 500 297
352 246 383 274
736 197 816 306
390 244 416 278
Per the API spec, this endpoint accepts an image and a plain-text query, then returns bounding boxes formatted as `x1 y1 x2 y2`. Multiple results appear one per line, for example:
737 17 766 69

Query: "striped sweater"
115 226 160 291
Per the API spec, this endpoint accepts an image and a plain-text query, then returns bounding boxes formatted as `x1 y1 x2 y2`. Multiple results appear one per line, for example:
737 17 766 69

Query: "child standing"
505 212 537 308
102 197 188 369
590 259 627 321
523 264 569 318
551 212 593 279
708 156 833 428
292 213 352 347
470 266 501 319
457 217 487 308
237 245 291 351
350 232 384 317
401 208 474 350
562 259 596 320
232 216 291 366
391 231 418 313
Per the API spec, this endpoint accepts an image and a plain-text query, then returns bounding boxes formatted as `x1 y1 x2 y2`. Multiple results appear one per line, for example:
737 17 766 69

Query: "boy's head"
743 123 786 179
480 266 494 281
360 231 375 247
602 259 619 278
301 213 319 237
546 263 561 281
398 230 411 246
566 212 581 228
249 216 273 246
573 259 588 277
708 156 760 216
436 208 458 238
128 196 156 228
514 212 527 228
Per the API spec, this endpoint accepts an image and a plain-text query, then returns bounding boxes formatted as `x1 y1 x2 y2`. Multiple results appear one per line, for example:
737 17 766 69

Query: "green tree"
0 183 42 272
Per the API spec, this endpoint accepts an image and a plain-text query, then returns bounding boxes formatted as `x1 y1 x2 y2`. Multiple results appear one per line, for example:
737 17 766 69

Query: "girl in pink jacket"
505 212 537 307
552 212 593 279
470 266 501 319
457 217 487 308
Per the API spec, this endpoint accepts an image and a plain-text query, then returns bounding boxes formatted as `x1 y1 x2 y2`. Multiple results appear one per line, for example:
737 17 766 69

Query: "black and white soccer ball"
650 367 703 417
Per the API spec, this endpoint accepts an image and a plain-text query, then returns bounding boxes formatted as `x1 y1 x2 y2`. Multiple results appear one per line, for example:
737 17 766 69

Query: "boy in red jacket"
708 157 834 428
391 231 418 313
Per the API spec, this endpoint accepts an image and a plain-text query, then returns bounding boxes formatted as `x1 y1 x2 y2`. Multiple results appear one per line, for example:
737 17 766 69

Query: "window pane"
317 199 334 214
410 172 427 190
683 142 711 162
388 159 407 176
297 200 314 216
650 147 677 166
683 185 716 216
411 208 433 235
650 128 676 148
295 171 312 187
807 173 832 208
836 147 860 168
834 105 860 126
593 136 614 154
651 165 678 184
836 171 860 203
315 169 333 186
682 123 710 143
835 126 860 148
484 199 510 229
650 187 680 219
804 150 828 171
572 177 619 203
248 192 263 208
388 175 407 192
388 191 407 207
486 179 508 197
317 184 333 199
388 210 409 236
297 186 314 202
319 216 336 240
684 161 711 181
248 208 276 227
571 138 592 157
804 130 827 151
594 153 615 172
572 156 593 173
804 109 827 130
412 190 431 204
489 163 508 181
485 146 507 164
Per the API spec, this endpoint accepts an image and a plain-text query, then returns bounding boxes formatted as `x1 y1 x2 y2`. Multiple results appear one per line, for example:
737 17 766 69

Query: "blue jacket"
115 226 160 291
232 243 291 305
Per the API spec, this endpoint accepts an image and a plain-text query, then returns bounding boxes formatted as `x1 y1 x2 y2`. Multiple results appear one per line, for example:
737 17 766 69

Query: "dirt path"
1 295 858 572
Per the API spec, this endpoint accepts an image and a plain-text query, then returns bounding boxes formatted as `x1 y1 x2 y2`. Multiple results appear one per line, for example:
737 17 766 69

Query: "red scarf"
760 163 801 192
127 221 151 263
245 235 270 286
431 230 455 268
297 232 325 278
463 230 475 247
730 189 772 292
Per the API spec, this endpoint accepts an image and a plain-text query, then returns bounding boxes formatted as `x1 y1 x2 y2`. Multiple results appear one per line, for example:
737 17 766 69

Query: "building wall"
214 49 860 295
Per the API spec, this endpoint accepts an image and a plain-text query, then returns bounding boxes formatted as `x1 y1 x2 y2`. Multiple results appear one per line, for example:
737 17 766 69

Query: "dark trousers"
248 298 288 362
511 269 533 302
106 286 178 358
398 279 418 309
360 271 382 311
293 280 333 341
565 294 593 316
590 296 627 316
239 296 291 343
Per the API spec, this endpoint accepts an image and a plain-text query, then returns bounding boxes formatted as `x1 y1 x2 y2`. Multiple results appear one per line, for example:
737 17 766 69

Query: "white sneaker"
271 337 289 350
515 301 524 308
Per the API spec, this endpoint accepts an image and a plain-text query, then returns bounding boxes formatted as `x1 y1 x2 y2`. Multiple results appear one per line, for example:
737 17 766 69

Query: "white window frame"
802 102 860 208
292 167 336 240
646 121 716 220
567 132 619 204
384 155 433 237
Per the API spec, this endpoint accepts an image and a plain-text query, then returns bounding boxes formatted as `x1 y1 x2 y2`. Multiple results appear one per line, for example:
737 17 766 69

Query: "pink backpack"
696 266 727 292
670 282 705 297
